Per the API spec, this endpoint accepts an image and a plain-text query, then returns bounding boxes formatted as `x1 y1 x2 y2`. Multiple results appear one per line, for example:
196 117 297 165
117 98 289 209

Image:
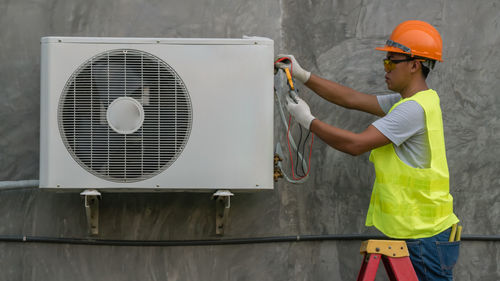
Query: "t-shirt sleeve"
376 94 402 114
371 100 426 146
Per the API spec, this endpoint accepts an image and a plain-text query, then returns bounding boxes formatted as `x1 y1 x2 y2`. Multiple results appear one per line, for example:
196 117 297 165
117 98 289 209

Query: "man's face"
384 52 413 93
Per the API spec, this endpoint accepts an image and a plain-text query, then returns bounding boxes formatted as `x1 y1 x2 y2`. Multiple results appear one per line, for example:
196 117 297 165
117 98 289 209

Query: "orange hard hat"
376 20 443 62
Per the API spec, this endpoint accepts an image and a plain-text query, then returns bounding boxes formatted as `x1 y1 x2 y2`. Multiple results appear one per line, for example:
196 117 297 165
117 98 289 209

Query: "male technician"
276 20 460 280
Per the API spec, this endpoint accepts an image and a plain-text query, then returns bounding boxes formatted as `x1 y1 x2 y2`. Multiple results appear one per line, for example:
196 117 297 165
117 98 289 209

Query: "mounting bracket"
212 190 234 236
80 189 101 235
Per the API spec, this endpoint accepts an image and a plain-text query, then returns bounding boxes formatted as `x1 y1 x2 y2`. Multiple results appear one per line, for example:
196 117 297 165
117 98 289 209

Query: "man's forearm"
305 74 360 108
309 119 362 155
309 119 391 156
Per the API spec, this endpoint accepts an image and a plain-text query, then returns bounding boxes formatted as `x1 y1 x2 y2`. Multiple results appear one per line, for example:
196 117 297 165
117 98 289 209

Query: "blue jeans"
405 228 460 281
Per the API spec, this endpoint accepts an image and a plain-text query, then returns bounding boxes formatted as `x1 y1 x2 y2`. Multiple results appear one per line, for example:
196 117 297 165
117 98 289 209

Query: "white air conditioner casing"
40 36 274 191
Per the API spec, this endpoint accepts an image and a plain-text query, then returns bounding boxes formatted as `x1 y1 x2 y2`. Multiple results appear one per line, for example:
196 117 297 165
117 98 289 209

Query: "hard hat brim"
375 46 443 62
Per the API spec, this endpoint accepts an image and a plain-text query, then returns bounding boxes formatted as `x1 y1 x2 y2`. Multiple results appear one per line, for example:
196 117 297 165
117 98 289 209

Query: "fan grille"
58 49 192 183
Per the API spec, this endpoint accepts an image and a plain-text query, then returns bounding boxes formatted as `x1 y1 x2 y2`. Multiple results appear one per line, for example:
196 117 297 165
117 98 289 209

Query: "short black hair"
422 65 430 79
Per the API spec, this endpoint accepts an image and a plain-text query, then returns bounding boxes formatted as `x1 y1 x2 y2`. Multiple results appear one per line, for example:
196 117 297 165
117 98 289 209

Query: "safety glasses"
383 57 416 72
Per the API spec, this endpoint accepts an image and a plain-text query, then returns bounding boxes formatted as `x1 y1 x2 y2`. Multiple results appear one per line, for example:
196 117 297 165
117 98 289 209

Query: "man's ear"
410 60 421 74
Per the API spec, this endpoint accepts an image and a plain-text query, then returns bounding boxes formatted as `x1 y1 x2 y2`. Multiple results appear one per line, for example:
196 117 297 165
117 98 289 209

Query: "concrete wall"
0 0 499 280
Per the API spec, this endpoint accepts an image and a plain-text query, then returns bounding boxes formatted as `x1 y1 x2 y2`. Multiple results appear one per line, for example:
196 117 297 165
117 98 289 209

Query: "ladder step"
357 240 419 281
360 239 409 258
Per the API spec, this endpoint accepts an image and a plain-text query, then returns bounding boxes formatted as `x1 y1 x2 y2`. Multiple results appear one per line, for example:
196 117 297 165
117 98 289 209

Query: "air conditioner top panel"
41 36 273 45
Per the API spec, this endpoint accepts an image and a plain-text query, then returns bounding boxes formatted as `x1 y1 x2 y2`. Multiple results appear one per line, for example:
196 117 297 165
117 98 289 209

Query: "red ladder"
356 240 419 281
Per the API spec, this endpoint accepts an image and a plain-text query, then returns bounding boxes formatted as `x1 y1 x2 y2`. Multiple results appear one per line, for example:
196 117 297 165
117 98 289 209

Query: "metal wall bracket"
212 190 234 236
80 189 101 235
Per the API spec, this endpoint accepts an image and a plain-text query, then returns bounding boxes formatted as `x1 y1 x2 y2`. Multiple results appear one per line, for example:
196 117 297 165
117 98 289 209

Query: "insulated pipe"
0 180 38 190
0 234 498 247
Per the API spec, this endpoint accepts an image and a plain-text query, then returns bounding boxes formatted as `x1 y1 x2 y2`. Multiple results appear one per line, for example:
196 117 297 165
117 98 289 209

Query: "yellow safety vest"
366 89 459 239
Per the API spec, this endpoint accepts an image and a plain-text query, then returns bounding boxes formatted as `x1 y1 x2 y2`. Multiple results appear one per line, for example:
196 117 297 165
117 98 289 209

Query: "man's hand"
275 54 311 83
285 96 316 130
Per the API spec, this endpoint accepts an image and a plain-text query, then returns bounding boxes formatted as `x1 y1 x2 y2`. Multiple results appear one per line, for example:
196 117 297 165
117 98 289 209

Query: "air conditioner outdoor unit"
39 36 274 192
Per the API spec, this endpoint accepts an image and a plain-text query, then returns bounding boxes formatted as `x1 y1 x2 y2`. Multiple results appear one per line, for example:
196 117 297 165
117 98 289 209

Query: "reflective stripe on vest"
366 89 459 239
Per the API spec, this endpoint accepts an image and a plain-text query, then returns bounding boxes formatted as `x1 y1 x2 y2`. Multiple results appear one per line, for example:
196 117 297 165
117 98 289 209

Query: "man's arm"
285 96 391 155
305 74 386 117
275 54 385 117
309 119 391 156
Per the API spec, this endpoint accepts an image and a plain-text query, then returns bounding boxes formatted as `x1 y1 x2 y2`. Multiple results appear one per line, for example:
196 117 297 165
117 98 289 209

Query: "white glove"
275 54 311 83
285 96 316 130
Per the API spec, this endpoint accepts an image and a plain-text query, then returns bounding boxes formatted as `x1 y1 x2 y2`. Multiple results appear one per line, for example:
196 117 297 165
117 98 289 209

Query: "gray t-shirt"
372 94 430 168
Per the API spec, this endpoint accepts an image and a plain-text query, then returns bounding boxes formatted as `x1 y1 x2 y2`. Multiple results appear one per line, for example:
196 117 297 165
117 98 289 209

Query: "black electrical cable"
0 234 498 247
300 130 311 176
292 124 312 178
294 124 304 177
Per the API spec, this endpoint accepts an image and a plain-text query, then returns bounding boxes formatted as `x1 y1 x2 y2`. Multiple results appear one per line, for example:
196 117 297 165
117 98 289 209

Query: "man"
276 20 460 280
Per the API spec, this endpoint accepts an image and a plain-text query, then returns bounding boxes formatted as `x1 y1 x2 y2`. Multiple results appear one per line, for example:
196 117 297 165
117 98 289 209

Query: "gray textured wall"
1 0 499 280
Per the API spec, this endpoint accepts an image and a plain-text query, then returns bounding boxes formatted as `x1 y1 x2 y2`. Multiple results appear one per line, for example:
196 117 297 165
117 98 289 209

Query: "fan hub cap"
106 97 144 134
